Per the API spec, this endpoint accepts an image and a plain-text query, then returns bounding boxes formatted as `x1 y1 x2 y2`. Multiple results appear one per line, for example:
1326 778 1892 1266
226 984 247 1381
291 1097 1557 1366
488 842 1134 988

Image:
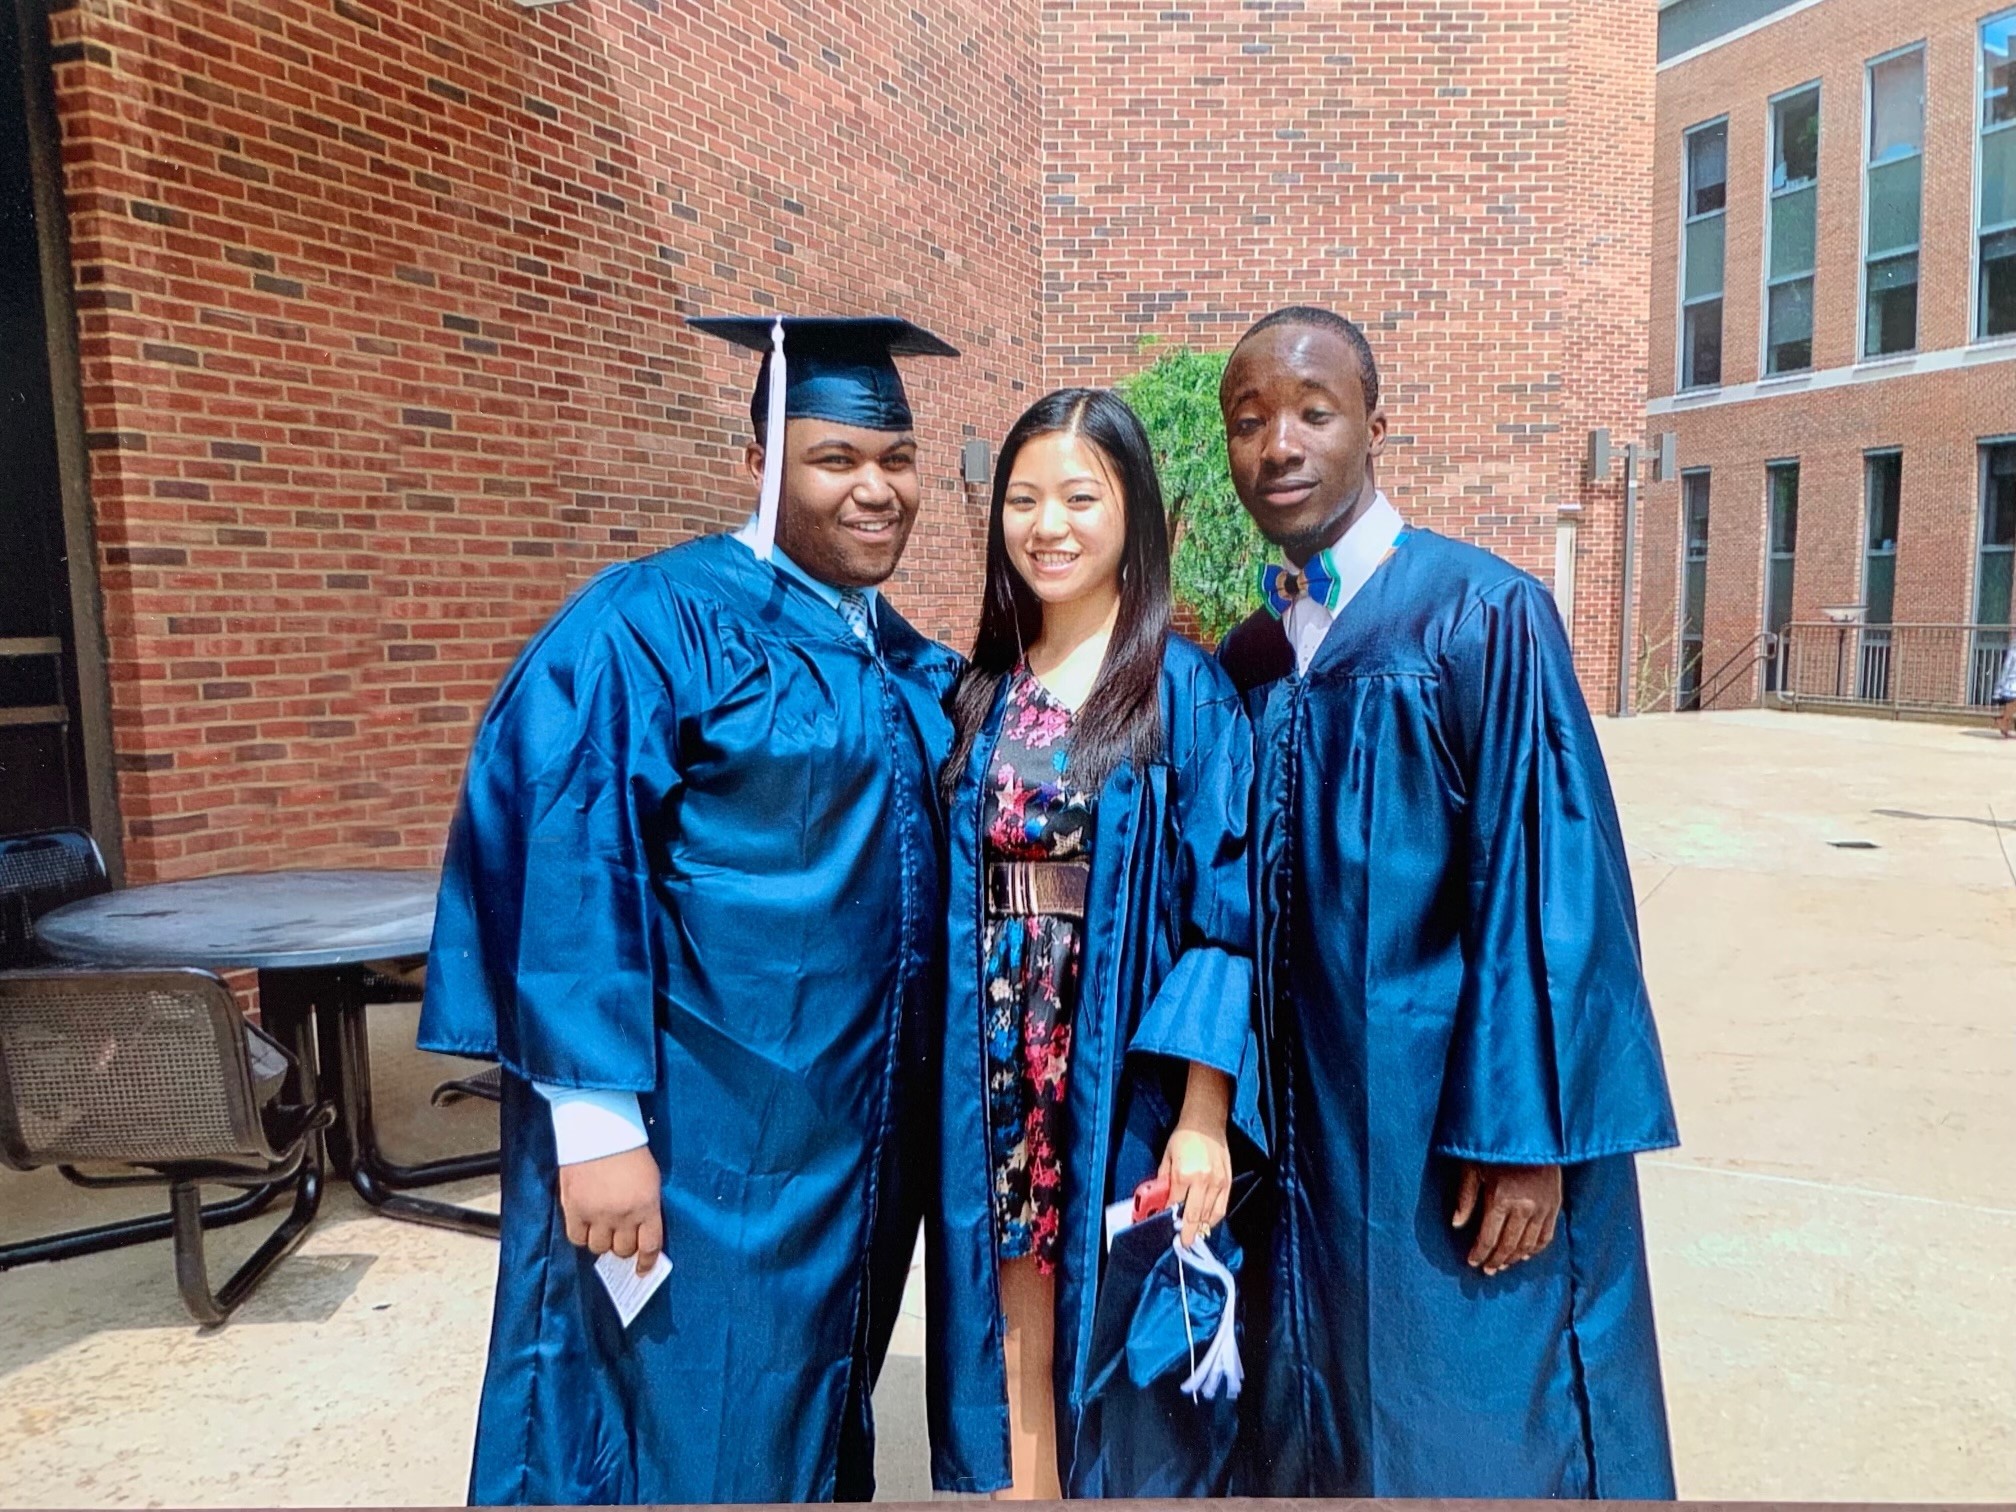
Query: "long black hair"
940 388 1171 805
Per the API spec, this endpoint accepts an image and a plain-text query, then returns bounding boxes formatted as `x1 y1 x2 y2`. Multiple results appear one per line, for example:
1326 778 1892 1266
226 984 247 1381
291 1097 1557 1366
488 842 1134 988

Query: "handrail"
1696 630 1775 708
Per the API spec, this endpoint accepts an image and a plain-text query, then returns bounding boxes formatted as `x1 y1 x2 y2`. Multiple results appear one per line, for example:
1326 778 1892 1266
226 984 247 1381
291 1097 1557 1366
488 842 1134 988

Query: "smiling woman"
930 387 1259 1501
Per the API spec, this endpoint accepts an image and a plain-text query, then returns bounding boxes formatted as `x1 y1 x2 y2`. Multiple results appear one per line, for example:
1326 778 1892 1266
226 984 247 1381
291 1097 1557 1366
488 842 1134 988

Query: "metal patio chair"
0 968 333 1324
0 828 110 970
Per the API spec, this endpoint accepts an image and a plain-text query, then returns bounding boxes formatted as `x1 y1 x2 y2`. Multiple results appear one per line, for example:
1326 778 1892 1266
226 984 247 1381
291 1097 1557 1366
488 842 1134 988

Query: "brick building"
2 0 1655 883
1639 0 2016 713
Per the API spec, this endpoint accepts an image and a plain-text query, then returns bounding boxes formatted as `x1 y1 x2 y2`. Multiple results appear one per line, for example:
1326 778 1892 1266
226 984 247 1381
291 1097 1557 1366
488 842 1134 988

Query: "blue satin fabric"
1217 530 1680 1500
926 639 1263 1499
418 533 960 1505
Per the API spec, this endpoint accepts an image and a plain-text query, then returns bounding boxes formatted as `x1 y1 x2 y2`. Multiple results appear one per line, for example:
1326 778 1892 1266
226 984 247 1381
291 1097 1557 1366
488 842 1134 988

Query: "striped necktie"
837 588 875 648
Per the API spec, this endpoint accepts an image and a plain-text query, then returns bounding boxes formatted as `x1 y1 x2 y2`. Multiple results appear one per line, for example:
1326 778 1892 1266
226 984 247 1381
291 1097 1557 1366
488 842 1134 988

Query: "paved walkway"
0 711 2010 1504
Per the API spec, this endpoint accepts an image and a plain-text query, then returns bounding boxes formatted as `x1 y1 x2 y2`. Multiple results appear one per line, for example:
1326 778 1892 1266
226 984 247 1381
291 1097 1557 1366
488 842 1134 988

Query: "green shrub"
1116 343 1266 641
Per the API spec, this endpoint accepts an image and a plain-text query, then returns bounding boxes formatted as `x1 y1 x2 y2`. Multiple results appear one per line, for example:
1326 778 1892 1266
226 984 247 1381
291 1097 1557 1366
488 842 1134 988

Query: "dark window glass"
1980 228 2016 339
1685 299 1724 388
1864 453 1902 626
1985 16 2016 128
1773 89 1819 188
1678 471 1710 711
1766 279 1813 374
1865 256 1919 355
1688 122 1728 216
1979 444 2016 626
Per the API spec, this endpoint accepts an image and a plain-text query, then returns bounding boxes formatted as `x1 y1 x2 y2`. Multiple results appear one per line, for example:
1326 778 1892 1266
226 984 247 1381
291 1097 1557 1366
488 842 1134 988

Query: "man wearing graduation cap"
1215 307 1680 1499
419 316 961 1505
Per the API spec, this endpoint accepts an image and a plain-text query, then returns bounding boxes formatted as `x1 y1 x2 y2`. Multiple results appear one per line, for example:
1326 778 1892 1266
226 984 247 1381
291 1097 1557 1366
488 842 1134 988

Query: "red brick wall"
45 0 1041 878
1560 0 1657 714
1041 0 1655 702
44 0 1654 877
1641 0 2016 710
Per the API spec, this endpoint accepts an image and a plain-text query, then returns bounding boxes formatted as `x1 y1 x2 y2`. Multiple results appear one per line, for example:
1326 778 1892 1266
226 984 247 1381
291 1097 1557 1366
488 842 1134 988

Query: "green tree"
1116 343 1266 641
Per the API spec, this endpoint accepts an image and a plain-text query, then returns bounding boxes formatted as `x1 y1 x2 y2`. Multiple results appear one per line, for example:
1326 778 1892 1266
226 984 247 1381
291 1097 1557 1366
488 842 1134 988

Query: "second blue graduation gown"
926 637 1264 1498
418 533 960 1505
1218 529 1680 1500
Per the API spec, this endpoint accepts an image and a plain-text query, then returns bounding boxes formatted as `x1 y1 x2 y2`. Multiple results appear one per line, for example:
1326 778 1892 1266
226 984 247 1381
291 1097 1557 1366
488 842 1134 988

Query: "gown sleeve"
418 593 676 1091
1430 576 1678 1165
1125 674 1264 1149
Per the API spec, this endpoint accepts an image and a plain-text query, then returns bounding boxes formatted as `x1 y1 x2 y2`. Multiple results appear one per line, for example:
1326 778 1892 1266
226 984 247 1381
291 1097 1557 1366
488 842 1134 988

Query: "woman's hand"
558 1145 664 1274
1159 1063 1234 1248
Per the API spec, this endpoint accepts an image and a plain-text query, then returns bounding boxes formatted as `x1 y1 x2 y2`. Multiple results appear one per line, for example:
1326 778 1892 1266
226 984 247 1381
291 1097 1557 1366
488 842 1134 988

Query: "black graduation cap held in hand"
688 315 959 562
1086 1207 1245 1403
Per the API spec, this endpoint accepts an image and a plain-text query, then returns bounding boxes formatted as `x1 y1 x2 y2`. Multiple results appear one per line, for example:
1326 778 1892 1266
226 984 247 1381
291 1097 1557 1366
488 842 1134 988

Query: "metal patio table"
34 868 499 1237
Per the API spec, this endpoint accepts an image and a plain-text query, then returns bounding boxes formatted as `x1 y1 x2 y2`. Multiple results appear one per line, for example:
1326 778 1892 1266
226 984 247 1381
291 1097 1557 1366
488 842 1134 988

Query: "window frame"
1677 468 1712 709
1763 83 1821 377
1976 437 2016 625
1680 116 1731 391
1861 448 1904 626
1975 9 2016 341
1763 459 1800 692
1861 41 1927 361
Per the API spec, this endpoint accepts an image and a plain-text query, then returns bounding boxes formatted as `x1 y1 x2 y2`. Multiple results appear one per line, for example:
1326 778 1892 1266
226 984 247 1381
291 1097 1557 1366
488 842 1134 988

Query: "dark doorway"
0 3 94 838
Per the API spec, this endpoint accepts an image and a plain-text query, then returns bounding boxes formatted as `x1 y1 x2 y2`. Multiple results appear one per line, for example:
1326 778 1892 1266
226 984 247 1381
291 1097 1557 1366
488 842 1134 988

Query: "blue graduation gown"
1217 529 1679 1500
417 533 960 1505
927 638 1264 1498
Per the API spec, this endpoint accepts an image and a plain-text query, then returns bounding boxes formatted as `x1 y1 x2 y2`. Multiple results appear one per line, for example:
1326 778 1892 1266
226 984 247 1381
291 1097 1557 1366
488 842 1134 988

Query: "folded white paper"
594 1250 671 1328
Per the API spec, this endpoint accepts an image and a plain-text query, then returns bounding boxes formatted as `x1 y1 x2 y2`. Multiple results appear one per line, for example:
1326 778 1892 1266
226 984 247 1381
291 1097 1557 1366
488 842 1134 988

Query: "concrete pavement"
0 710 2010 1504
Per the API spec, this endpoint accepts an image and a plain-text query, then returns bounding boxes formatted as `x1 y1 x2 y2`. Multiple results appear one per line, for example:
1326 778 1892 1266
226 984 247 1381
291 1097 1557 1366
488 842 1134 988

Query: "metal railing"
1776 622 2013 716
1696 630 1777 709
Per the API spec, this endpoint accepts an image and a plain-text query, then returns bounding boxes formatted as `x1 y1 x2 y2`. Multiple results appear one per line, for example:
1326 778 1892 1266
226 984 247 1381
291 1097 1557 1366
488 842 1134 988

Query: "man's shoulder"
876 599 965 688
1404 528 1537 597
1216 609 1292 694
509 538 742 674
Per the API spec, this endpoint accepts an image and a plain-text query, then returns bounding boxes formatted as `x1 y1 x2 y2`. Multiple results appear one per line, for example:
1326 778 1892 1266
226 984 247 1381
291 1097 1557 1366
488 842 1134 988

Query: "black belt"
985 859 1090 920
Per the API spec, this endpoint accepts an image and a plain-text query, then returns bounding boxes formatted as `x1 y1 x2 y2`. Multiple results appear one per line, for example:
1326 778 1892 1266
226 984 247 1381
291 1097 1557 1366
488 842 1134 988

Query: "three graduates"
420 304 1679 1505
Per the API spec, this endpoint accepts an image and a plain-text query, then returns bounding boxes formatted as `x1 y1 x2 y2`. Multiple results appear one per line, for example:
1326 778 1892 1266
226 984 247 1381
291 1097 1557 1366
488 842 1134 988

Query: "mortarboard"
1086 1206 1245 1405
688 315 959 561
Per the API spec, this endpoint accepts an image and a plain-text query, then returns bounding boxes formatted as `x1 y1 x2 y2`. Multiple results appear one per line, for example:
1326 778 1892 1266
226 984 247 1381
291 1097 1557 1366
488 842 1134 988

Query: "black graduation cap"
1085 1207 1245 1403
688 314 959 560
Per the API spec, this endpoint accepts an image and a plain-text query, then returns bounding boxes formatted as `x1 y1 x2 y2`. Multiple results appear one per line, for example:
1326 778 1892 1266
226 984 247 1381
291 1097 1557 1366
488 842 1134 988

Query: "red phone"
1132 1175 1173 1223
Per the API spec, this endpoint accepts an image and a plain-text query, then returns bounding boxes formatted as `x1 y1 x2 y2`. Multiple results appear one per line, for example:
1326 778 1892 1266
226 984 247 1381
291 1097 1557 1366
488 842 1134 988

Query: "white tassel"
751 317 787 561
1172 1231 1243 1402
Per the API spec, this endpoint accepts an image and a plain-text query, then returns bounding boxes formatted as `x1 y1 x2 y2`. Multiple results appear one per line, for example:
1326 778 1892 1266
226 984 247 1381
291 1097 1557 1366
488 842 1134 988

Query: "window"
1767 89 1819 374
1863 451 1902 625
1861 451 1902 701
1679 470 1711 709
1979 13 2016 338
1976 442 2016 701
1865 48 1924 357
1682 121 1728 388
1978 442 2016 625
1764 462 1799 690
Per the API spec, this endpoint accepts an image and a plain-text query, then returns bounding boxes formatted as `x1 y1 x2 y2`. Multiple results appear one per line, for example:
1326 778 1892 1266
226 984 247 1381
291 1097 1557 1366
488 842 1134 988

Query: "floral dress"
982 668 1097 1274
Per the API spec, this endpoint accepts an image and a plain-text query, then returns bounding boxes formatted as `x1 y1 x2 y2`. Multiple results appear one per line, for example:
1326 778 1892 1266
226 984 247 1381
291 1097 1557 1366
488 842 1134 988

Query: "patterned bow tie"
1260 551 1342 619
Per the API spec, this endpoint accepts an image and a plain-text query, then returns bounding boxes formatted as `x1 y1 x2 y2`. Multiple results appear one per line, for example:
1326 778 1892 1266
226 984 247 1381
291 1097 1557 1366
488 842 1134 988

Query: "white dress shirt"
1281 491 1405 676
532 527 876 1166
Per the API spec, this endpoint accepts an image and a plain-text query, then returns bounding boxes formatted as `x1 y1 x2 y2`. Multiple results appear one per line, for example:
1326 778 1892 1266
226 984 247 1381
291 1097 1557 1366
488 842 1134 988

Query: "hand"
558 1145 664 1274
1160 1063 1235 1248
1451 1161 1561 1276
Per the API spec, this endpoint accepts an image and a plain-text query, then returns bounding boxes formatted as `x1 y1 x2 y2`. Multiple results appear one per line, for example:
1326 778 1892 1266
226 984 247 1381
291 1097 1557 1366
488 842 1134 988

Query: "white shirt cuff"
531 1084 650 1165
